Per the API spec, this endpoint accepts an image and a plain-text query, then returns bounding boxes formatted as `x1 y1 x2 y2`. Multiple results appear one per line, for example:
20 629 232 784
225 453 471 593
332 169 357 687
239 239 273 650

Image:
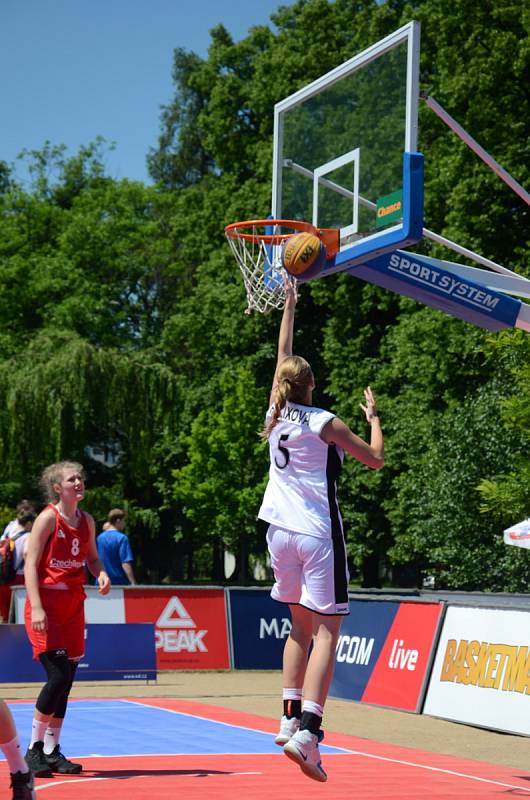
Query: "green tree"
151 0 529 588
476 332 530 535
2 0 528 590
0 144 188 581
172 366 269 583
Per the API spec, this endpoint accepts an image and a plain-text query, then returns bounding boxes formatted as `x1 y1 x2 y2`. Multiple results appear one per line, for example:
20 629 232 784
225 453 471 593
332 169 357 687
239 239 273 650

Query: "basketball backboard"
266 21 530 333
272 21 423 275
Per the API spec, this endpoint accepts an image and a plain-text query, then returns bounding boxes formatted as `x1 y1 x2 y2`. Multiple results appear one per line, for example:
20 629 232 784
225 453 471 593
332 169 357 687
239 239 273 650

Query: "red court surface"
3 698 530 799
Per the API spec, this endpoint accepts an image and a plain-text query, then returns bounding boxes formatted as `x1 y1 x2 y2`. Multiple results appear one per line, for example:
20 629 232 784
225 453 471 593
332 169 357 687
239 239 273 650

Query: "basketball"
281 232 327 282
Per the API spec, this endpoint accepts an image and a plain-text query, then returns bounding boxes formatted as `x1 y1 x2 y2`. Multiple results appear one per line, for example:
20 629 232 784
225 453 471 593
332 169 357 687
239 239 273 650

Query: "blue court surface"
3 699 350 758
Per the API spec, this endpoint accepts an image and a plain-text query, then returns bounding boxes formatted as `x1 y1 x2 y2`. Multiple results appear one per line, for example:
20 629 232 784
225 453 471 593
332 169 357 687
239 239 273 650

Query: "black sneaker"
45 745 82 774
25 742 53 777
10 771 36 800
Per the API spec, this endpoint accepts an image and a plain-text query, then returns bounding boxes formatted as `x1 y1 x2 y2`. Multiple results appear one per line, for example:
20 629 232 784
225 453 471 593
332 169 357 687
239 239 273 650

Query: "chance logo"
376 190 403 228
156 596 208 653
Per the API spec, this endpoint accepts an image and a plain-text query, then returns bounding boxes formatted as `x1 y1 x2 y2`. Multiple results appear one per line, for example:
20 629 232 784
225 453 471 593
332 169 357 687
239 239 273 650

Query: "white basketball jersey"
258 401 344 539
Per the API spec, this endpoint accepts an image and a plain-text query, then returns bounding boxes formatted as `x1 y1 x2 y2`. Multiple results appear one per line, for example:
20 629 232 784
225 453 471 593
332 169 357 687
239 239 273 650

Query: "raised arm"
321 386 384 469
270 279 297 403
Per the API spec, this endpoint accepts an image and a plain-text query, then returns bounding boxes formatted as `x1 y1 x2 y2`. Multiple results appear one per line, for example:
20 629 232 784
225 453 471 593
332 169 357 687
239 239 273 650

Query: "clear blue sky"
1 0 283 184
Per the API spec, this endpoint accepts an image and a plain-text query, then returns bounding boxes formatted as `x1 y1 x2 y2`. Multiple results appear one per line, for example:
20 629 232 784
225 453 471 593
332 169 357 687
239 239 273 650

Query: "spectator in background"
2 501 37 540
11 511 36 582
96 509 137 585
0 510 36 623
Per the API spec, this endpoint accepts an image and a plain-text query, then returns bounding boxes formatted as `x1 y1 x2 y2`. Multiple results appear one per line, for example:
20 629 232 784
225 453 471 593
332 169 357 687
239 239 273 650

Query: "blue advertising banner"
348 250 521 332
0 624 156 682
331 600 399 701
228 588 290 669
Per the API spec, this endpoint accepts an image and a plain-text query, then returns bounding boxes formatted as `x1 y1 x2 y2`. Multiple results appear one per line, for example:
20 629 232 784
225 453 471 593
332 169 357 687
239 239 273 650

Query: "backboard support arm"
420 92 530 207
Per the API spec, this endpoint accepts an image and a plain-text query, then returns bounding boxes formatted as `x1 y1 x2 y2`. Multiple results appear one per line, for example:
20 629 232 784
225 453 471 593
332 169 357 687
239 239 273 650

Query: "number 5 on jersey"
274 434 290 469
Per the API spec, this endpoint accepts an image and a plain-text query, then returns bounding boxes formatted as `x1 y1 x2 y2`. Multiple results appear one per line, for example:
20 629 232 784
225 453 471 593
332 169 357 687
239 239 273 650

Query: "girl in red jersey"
23 462 110 777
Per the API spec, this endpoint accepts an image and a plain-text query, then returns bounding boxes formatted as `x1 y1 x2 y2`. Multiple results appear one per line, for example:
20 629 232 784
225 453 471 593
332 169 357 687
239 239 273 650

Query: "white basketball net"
225 224 297 314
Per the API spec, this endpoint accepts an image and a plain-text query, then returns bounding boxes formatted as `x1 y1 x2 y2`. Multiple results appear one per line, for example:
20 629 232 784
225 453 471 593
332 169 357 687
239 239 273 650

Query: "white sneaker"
274 715 300 746
283 728 327 782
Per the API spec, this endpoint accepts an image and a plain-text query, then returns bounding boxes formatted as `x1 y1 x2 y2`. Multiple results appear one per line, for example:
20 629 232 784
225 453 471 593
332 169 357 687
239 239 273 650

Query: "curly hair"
39 461 85 502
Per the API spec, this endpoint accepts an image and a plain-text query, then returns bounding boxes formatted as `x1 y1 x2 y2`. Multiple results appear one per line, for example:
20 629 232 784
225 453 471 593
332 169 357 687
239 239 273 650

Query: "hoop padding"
224 220 339 314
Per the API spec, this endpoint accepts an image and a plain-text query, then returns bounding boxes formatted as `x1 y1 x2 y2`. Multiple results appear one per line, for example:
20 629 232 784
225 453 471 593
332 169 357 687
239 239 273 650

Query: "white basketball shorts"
266 524 350 616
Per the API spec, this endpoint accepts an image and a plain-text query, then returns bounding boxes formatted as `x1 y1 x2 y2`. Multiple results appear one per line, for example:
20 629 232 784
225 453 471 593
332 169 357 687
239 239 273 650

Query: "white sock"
302 699 324 718
282 688 302 700
29 718 47 748
43 722 62 756
1 735 29 774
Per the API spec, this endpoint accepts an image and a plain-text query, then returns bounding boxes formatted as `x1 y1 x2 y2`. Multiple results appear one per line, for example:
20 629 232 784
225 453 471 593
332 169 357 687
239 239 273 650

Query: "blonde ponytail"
259 356 314 439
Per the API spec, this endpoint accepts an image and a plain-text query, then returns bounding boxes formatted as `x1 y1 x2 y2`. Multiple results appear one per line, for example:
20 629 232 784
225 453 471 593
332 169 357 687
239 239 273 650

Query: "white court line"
35 772 262 792
348 749 530 794
32 699 530 795
123 700 530 793
121 698 353 753
32 753 530 796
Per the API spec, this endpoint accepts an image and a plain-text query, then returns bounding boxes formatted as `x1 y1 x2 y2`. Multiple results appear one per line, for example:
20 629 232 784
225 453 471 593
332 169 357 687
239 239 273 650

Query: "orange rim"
224 219 317 244
224 219 340 257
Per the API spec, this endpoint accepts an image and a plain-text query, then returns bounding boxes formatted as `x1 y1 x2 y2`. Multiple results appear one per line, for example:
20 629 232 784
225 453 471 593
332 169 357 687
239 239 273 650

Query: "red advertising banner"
124 588 230 670
361 602 443 711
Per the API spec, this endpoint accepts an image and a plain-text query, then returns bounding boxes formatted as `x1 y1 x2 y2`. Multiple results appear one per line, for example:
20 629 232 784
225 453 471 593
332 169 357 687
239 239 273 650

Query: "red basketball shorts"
25 585 86 660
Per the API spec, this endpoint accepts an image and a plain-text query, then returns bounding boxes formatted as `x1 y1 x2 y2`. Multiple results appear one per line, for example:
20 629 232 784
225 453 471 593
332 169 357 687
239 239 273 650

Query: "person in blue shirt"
95 509 137 586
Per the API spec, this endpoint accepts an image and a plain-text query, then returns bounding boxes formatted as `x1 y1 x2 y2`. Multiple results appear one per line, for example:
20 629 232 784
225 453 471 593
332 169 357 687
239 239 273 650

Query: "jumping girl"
258 281 384 781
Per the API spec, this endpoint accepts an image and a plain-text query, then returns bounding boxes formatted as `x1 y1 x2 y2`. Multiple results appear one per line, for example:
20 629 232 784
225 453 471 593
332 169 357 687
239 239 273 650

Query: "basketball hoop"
224 219 339 314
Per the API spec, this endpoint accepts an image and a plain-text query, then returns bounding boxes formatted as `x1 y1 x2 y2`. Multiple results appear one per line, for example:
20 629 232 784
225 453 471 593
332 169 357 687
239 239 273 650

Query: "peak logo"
156 596 208 653
123 588 230 669
156 596 195 629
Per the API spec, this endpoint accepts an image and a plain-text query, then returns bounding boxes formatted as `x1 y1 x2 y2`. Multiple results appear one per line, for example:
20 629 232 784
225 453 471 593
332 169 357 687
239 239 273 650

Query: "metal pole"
421 93 530 207
421 228 521 278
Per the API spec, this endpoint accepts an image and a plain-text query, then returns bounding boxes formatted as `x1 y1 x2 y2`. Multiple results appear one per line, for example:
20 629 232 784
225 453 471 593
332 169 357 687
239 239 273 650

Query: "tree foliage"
1 0 529 587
